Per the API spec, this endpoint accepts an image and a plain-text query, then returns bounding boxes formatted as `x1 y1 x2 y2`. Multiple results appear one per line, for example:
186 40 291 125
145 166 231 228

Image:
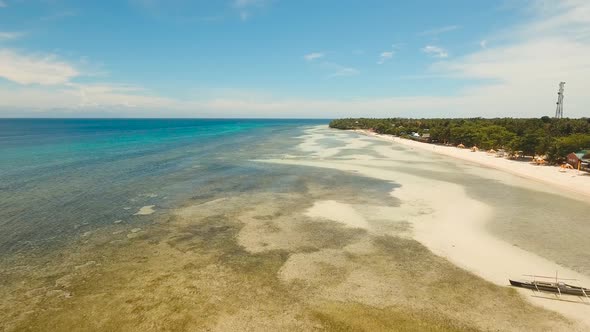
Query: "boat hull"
510 279 590 297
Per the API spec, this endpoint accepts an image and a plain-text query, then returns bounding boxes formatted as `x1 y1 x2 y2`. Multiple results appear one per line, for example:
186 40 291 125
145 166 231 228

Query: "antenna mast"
555 82 565 119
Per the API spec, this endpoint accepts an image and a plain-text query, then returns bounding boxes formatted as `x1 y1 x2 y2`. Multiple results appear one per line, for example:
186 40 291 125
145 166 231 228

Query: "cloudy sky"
0 0 589 118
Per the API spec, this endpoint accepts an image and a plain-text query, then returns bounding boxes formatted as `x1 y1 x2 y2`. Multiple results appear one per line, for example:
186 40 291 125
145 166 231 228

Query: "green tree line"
329 117 590 163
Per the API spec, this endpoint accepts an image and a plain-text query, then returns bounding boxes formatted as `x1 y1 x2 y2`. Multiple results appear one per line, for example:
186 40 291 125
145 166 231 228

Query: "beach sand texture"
358 129 590 202
263 125 590 329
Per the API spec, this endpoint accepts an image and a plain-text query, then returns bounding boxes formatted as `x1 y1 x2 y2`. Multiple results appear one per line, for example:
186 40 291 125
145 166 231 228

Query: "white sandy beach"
262 125 590 330
358 130 590 202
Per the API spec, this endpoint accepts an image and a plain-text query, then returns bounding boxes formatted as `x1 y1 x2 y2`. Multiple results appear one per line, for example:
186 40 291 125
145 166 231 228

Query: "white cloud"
303 52 324 61
233 0 266 7
131 0 227 23
304 56 358 78
0 32 23 41
430 37 590 115
40 10 77 22
524 0 590 37
329 67 359 77
0 86 450 118
0 49 79 85
0 1 6 8
422 45 449 58
479 40 488 48
416 0 590 118
419 25 460 36
74 83 176 108
232 0 270 21
377 51 394 64
193 96 453 118
321 62 359 78
0 83 179 111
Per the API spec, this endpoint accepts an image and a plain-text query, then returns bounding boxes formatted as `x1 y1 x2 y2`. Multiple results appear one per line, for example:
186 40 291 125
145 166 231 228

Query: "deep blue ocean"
0 119 327 257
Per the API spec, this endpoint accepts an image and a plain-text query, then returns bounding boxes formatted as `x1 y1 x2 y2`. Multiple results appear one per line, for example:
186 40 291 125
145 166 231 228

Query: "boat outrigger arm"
509 273 590 300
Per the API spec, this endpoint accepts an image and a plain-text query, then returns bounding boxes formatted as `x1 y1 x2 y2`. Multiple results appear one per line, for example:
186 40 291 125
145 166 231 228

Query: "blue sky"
0 0 589 118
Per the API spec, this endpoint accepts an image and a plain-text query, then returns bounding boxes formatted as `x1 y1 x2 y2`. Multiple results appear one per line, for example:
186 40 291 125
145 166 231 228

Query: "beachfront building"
408 132 431 143
566 150 590 170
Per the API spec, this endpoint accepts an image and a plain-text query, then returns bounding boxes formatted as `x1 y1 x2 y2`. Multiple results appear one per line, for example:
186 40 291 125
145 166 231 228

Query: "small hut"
457 143 465 149
418 133 431 143
567 150 590 170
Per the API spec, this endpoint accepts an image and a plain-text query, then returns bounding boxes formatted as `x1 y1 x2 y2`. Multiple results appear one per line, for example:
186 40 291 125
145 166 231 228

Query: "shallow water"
304 130 590 275
0 119 327 257
379 142 590 275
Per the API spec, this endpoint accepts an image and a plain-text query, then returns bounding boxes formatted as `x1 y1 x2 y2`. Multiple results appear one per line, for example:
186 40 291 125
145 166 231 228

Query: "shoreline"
352 129 590 202
262 125 590 330
265 157 590 329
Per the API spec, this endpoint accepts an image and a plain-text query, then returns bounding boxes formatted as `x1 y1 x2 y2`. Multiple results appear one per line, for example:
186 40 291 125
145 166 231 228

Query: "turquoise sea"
0 119 327 257
2 118 410 331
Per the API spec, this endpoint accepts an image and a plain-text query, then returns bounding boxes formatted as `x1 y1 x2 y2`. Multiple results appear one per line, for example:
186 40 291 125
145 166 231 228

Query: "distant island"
330 117 590 165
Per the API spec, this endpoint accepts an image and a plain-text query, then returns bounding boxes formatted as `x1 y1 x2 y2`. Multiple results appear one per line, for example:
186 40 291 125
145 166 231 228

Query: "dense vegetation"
329 117 590 163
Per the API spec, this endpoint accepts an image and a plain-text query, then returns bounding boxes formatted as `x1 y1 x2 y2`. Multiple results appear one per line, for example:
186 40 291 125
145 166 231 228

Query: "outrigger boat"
509 273 590 298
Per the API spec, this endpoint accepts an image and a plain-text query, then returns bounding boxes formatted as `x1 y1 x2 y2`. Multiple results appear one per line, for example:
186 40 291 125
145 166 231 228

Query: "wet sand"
263 126 590 329
134 205 156 216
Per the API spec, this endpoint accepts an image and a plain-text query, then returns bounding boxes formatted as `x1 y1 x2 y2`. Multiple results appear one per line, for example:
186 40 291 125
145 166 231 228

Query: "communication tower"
555 82 565 118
